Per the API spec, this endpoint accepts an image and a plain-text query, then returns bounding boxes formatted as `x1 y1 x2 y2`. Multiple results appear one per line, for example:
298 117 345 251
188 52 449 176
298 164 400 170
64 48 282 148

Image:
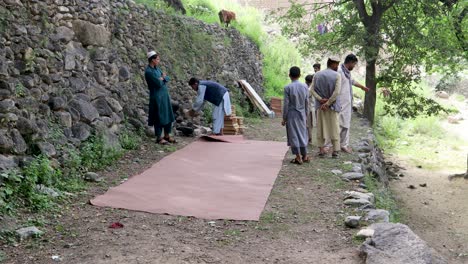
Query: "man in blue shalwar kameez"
188 78 232 136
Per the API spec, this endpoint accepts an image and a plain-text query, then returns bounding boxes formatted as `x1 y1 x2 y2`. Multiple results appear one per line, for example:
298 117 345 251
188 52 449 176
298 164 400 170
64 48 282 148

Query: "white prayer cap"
328 56 340 62
147 50 158 59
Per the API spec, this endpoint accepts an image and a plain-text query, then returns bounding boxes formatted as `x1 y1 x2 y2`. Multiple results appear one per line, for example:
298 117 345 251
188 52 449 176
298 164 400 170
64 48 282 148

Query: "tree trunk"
364 59 377 124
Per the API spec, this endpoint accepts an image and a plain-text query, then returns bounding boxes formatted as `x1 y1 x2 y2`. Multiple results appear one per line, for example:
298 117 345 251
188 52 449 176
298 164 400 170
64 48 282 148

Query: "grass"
366 80 468 172
363 173 401 223
181 0 302 99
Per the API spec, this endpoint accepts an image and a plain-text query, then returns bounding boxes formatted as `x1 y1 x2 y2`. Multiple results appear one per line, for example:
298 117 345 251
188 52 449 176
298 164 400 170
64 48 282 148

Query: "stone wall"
0 0 264 170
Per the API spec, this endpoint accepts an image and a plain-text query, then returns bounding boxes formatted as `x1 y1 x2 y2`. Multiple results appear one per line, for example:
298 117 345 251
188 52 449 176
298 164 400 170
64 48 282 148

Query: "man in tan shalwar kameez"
310 57 342 158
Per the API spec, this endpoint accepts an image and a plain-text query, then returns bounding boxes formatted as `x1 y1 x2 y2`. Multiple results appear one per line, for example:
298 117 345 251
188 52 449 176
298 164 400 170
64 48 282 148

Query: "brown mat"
90 140 288 220
199 135 245 143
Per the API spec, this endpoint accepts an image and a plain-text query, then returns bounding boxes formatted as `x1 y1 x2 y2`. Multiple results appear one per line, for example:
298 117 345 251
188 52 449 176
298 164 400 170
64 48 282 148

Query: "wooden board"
238 80 275 118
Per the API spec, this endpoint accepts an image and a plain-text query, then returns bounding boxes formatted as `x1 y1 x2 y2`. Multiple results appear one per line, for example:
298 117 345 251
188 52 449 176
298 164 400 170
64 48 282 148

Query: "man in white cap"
144 50 176 144
309 57 342 158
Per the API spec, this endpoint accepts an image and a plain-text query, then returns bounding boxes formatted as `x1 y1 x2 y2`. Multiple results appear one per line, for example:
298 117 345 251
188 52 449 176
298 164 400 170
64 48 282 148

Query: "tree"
273 0 467 123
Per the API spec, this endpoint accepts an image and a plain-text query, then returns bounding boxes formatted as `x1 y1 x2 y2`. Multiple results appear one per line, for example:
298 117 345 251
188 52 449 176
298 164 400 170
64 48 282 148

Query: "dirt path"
3 117 370 264
389 98 468 263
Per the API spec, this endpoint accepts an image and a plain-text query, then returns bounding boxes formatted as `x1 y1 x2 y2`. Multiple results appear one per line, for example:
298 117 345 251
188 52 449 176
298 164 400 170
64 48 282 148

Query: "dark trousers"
154 123 172 139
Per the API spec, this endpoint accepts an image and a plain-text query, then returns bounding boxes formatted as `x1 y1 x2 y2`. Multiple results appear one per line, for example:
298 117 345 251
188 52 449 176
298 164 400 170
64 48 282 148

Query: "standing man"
304 63 321 145
145 51 176 145
282 66 310 164
313 63 321 73
310 57 342 158
188 78 232 135
338 54 369 153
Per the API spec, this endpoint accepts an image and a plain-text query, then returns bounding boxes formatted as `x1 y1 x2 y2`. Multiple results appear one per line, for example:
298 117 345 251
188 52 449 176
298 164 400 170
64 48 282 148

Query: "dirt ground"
389 97 468 263
3 117 370 264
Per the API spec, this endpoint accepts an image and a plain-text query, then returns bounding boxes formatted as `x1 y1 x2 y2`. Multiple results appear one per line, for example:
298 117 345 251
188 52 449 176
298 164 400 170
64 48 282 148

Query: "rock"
342 172 364 181
68 99 99 123
0 154 18 170
344 198 372 207
11 129 27 154
331 169 342 175
69 77 86 92
49 97 67 111
72 20 110 47
16 226 44 241
37 142 57 158
356 228 375 239
4 0 23 6
0 99 16 113
193 128 203 136
102 130 122 151
119 66 130 81
359 183 367 189
365 209 390 223
35 184 59 197
360 223 447 264
55 112 72 128
435 91 449 99
177 126 194 136
51 26 75 43
345 191 375 203
356 145 372 153
352 165 362 173
95 48 111 62
106 98 123 113
84 172 102 182
0 129 14 153
16 117 37 135
345 216 361 228
71 122 91 141
92 97 113 116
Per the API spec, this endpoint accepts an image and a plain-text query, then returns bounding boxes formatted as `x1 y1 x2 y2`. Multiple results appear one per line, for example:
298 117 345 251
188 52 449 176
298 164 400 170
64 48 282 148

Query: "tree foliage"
273 0 467 121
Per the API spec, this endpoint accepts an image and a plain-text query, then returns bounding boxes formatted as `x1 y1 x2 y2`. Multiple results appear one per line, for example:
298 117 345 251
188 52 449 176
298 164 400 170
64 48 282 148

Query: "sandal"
164 137 177 143
290 158 303 165
302 156 311 163
332 151 339 159
157 138 169 145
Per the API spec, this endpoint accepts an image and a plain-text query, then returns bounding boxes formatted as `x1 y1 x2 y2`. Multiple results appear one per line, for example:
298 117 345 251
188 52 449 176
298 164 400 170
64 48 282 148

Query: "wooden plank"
238 80 275 118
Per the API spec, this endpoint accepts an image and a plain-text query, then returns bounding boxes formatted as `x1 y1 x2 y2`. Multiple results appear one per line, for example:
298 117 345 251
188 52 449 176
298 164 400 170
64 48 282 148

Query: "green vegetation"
80 135 123 171
182 0 301 98
363 173 401 223
276 1 466 122
353 81 467 172
0 125 146 214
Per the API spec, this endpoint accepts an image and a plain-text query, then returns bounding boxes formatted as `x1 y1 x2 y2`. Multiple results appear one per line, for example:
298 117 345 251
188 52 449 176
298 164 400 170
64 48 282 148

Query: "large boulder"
68 99 99 123
360 223 447 264
72 20 110 47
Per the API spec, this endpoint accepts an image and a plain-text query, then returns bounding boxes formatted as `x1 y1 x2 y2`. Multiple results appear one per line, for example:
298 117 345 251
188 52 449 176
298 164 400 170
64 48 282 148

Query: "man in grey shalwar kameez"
282 66 310 164
310 57 342 158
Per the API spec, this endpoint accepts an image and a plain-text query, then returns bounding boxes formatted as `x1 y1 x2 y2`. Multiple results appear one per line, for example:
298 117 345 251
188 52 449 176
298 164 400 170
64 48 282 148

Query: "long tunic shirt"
192 83 232 134
310 69 342 146
283 80 309 148
338 65 355 129
145 65 175 127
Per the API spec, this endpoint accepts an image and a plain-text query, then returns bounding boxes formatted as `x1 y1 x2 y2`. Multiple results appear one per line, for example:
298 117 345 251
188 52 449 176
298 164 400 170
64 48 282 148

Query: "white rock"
16 226 44 241
345 191 374 203
331 169 343 175
356 228 374 238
